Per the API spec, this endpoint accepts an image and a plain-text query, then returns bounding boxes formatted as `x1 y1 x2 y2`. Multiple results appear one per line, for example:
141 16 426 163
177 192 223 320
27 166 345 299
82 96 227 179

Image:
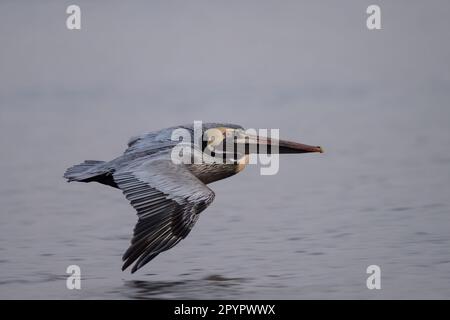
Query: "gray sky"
1 1 449 103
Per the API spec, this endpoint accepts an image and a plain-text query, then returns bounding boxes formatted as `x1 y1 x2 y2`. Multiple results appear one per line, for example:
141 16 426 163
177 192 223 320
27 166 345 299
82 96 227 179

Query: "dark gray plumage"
64 123 322 273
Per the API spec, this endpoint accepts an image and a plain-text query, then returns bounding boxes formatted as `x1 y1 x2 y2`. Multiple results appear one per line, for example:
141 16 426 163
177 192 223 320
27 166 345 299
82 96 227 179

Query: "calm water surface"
1 98 449 299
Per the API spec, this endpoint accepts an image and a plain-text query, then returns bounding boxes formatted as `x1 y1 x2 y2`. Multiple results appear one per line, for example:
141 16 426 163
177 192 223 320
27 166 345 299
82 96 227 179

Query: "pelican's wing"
124 127 179 154
113 158 215 273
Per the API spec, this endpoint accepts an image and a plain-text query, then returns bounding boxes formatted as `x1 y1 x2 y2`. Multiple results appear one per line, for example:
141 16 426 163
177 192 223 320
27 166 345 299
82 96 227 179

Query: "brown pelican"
64 123 323 273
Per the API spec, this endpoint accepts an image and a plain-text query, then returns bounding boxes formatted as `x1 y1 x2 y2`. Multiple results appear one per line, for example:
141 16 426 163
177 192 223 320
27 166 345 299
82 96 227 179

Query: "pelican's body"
64 123 322 273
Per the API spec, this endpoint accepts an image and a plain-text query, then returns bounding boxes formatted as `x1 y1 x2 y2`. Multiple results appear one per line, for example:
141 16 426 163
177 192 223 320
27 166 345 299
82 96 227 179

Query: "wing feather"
113 159 215 273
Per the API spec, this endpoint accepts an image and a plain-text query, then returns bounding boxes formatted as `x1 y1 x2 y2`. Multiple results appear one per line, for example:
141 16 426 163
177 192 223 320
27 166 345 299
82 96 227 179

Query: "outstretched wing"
113 158 215 273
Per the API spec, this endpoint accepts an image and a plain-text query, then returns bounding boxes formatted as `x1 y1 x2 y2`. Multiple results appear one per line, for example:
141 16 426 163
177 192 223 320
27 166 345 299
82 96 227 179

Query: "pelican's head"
199 124 322 175
202 125 323 160
170 122 323 183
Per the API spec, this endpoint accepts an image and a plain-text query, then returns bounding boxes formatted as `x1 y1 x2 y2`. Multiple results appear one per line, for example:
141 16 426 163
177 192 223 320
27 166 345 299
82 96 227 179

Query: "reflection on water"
119 275 247 299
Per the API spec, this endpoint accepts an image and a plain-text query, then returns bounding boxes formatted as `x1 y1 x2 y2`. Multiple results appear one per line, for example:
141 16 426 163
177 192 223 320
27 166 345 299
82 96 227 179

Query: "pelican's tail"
64 160 119 188
64 160 106 182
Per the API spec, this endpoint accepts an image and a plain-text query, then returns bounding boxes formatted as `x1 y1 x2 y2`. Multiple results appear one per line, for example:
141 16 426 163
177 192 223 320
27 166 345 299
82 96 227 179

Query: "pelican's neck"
236 154 249 173
181 148 249 184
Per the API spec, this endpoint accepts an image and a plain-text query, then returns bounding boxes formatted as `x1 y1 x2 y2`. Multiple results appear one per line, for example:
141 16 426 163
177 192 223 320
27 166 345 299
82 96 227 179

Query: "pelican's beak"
236 133 323 154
